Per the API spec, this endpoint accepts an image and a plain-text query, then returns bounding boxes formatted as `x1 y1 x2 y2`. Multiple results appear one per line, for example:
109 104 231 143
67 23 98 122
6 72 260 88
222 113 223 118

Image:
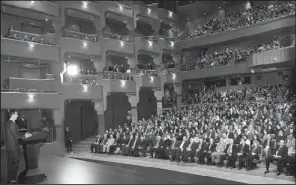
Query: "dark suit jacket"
205 143 217 153
250 146 261 155
191 142 199 151
102 138 108 145
16 118 28 129
139 139 148 148
196 142 206 152
238 144 250 155
263 139 276 149
226 144 237 156
162 139 172 148
169 140 181 149
272 145 288 158
153 139 163 149
179 141 189 150
227 132 234 139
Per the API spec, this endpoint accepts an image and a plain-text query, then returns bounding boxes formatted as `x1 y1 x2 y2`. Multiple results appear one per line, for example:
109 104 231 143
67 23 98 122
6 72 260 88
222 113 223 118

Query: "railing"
136 69 157 76
103 31 131 42
7 29 56 45
63 29 98 42
101 71 133 80
1 88 56 93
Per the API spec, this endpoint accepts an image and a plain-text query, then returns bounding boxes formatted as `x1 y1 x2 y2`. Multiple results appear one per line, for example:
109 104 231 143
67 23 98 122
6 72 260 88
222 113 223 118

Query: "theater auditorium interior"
1 0 295 184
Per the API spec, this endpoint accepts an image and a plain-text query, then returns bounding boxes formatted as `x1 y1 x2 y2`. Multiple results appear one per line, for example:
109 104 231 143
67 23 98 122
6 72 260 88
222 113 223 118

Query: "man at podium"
4 110 19 184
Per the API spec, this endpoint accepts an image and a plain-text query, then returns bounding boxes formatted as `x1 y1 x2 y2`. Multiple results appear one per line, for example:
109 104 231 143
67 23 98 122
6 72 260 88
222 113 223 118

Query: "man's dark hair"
8 109 17 118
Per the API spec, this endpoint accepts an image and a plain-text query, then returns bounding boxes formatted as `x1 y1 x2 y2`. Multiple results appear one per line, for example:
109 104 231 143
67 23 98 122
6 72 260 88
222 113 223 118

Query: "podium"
18 131 47 184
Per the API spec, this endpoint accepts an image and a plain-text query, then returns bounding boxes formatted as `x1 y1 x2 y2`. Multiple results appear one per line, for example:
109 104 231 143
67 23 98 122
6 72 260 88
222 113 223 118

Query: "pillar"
94 101 105 136
128 94 139 123
154 90 163 116
174 83 182 109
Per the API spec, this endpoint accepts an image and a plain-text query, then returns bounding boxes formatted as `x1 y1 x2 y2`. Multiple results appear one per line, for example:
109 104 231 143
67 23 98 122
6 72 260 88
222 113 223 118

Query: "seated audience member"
218 139 233 167
226 138 238 169
120 134 131 155
205 138 217 165
195 137 207 164
246 140 262 170
129 135 141 157
122 135 133 156
158 135 172 159
263 134 276 157
264 140 288 175
285 138 295 176
138 135 148 157
211 134 228 165
175 136 189 163
90 135 102 153
167 136 181 161
237 138 250 170
150 135 163 158
103 134 115 153
109 133 121 155
99 134 109 153
183 137 196 162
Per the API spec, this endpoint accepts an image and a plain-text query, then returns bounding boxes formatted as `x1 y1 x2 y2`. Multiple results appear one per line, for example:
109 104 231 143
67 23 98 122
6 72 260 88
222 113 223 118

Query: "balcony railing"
63 29 98 42
101 71 133 80
7 30 56 45
6 77 59 92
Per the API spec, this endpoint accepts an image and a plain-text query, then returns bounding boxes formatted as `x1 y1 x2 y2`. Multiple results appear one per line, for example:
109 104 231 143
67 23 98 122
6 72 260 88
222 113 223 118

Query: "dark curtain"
105 93 130 130
64 101 82 143
138 88 157 120
81 101 97 139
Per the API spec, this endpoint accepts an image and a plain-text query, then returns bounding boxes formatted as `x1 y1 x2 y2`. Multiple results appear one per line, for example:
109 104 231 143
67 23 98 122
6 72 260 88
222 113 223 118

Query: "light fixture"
168 11 173 18
147 8 151 14
82 85 88 92
30 1 35 4
148 41 152 47
120 80 126 87
120 41 124 47
127 69 131 73
170 41 175 47
28 42 35 48
82 1 88 9
67 64 79 76
45 16 48 21
119 5 123 11
28 93 35 102
172 73 176 80
150 76 154 83
83 41 87 48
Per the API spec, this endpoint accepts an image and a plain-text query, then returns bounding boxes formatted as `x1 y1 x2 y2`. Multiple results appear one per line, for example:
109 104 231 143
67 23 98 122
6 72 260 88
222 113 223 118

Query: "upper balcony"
100 79 136 94
1 37 60 62
133 4 158 22
249 46 295 68
61 83 103 100
1 91 62 109
179 15 295 49
1 1 59 17
58 1 101 18
99 1 133 19
158 38 178 52
101 38 134 56
58 37 101 56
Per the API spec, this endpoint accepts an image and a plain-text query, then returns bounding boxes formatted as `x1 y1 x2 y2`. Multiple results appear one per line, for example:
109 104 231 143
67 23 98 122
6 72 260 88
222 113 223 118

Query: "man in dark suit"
246 140 261 170
183 137 196 162
166 136 180 161
218 139 231 167
99 134 108 153
226 139 238 169
137 135 148 157
237 138 250 170
195 137 207 164
205 138 217 165
109 133 122 155
122 135 133 156
129 135 141 157
64 126 73 152
264 140 288 176
16 115 27 130
176 136 189 162
263 134 276 157
150 136 163 158
91 135 103 153
158 135 172 159
5 110 19 184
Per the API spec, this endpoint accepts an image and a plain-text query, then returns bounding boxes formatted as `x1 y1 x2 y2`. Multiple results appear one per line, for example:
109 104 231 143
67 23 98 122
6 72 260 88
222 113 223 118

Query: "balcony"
1 37 60 62
135 37 161 54
179 15 295 49
61 83 103 100
158 38 178 52
63 29 98 42
133 4 158 21
135 75 161 89
1 91 62 109
58 37 101 56
58 1 100 17
250 46 295 68
163 71 178 84
101 1 133 18
101 38 134 55
179 63 250 80
6 77 60 92
100 79 136 93
1 1 59 17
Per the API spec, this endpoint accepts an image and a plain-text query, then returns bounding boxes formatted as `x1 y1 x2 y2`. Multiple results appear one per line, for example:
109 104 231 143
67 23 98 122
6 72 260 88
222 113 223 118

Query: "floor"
38 155 243 184
64 151 295 184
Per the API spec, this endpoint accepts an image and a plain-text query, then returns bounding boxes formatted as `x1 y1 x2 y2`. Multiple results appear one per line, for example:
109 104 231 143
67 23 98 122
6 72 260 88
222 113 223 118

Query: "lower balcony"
135 75 161 90
1 91 62 109
61 83 103 100
100 79 136 93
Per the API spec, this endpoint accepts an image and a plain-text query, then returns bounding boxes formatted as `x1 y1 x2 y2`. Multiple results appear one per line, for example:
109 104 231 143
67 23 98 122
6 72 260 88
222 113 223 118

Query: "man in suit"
158 135 172 159
183 137 196 162
195 137 207 164
205 138 217 165
129 135 140 157
166 135 180 161
5 110 19 184
109 133 121 155
103 134 115 153
246 140 261 170
218 139 232 167
211 134 228 165
99 134 108 153
137 135 148 157
263 134 276 157
264 140 288 176
226 138 238 169
237 138 250 170
16 115 27 130
122 135 133 156
90 135 103 153
175 136 189 162
64 126 73 152
150 135 163 158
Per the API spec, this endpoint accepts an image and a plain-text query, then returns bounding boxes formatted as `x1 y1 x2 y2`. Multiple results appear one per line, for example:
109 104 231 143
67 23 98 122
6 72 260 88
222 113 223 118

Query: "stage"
37 153 295 184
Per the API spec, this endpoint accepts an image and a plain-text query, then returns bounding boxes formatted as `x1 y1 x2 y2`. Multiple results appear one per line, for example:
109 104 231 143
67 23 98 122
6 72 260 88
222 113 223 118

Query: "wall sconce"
168 11 173 18
147 8 151 14
28 93 35 102
82 1 88 9
120 41 124 47
150 76 154 83
83 41 87 48
121 80 126 87
148 41 152 47
119 5 123 11
170 41 175 47
28 42 35 48
82 85 88 92
30 1 35 5
172 73 176 80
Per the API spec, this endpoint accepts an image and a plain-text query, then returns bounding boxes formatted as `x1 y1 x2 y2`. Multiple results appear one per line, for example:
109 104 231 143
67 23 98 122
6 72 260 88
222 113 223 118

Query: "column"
94 100 105 136
154 90 163 116
128 94 139 123
174 83 182 109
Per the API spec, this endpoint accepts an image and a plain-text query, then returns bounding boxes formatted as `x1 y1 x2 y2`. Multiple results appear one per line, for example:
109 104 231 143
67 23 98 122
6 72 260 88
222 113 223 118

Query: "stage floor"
38 154 294 184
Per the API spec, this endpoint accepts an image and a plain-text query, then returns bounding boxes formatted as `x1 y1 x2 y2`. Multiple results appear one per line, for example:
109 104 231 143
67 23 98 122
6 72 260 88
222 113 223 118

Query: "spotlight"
170 41 175 47
30 1 35 4
150 76 154 83
172 73 176 80
83 41 87 48
82 85 88 92
67 64 79 76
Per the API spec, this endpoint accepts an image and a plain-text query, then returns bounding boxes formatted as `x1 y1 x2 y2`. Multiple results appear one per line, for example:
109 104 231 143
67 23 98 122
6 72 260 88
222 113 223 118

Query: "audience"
185 1 295 40
90 84 295 176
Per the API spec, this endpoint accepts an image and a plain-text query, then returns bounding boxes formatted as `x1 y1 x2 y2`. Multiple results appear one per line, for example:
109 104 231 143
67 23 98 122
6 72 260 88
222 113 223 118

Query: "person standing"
5 110 19 184
64 126 73 153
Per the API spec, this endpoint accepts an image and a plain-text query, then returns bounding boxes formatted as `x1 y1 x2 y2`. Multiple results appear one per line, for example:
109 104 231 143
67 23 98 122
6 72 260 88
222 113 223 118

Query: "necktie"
276 147 281 156
172 140 176 148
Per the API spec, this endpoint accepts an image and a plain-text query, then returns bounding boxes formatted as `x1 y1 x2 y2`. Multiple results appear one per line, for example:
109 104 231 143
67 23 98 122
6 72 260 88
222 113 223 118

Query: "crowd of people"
181 36 288 71
88 83 295 176
103 64 128 73
186 1 295 40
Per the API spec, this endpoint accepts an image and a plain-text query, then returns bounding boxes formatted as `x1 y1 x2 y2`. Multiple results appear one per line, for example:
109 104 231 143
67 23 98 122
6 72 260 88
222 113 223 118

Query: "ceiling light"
30 1 35 4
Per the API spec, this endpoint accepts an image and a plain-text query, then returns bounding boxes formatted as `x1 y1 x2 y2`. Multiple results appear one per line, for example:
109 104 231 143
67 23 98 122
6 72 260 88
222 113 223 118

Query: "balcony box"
179 63 250 80
250 46 295 67
101 38 134 55
1 38 60 62
61 83 103 100
1 1 59 17
179 15 295 49
101 1 133 18
101 79 136 93
7 78 60 92
1 91 62 109
63 29 98 42
58 37 101 56
158 38 178 52
164 71 179 84
133 5 158 21
135 37 161 54
58 1 100 17
137 75 161 89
